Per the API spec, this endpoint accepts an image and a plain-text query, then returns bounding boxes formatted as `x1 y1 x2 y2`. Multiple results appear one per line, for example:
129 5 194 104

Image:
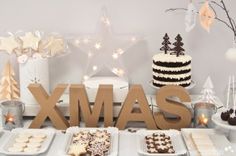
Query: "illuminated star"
74 7 140 79
4 112 15 125
0 36 20 54
20 32 41 51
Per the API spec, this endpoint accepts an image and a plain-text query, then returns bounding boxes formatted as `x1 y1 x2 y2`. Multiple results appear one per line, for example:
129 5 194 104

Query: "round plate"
212 113 236 130
149 80 196 90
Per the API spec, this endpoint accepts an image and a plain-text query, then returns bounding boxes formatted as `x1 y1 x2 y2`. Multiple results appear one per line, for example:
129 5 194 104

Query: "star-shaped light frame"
72 7 140 80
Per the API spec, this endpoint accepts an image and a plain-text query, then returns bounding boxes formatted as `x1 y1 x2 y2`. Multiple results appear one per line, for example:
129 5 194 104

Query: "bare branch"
165 7 234 33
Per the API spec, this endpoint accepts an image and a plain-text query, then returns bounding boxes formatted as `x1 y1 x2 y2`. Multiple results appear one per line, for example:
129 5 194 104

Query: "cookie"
68 144 87 156
29 138 44 143
147 147 158 153
8 147 23 152
24 147 39 152
87 142 108 156
157 145 169 153
33 133 47 139
13 142 27 148
147 143 155 148
27 142 42 148
15 137 29 143
18 133 32 138
168 148 175 153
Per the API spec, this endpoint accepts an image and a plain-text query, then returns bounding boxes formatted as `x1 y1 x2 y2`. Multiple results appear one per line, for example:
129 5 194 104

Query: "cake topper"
160 33 171 54
171 34 185 57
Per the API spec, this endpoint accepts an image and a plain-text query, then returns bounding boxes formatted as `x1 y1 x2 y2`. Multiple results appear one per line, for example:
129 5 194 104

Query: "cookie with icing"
87 142 108 156
157 144 169 153
68 144 87 156
147 147 158 153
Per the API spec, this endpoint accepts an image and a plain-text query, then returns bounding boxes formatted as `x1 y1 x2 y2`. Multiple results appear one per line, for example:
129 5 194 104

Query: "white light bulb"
83 38 89 44
93 65 97 71
112 53 119 59
112 68 118 74
131 37 137 42
116 48 124 55
118 69 124 76
83 75 89 80
88 52 93 58
95 42 102 50
101 16 110 26
74 39 80 45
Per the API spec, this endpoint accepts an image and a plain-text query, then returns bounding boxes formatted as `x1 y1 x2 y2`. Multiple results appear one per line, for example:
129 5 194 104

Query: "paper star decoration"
199 1 215 32
20 32 41 51
39 36 66 57
0 36 20 54
73 7 140 80
4 112 15 125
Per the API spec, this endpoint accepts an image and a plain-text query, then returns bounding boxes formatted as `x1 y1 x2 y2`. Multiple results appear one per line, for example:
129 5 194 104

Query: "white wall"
0 0 235 102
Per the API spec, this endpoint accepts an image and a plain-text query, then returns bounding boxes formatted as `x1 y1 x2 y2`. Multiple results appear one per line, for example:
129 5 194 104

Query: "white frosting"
230 113 236 118
153 79 191 85
152 64 191 71
153 72 191 79
153 52 192 63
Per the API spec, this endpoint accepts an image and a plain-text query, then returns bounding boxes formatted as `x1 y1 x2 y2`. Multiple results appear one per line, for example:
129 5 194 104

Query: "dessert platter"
136 129 187 156
0 128 55 155
212 75 236 143
181 128 236 156
65 127 119 156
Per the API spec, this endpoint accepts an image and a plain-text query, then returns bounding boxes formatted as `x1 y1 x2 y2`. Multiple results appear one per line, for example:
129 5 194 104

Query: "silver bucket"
0 101 25 130
192 102 217 128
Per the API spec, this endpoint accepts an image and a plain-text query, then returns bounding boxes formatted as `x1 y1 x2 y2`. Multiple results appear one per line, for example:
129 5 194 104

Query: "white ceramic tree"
199 76 216 104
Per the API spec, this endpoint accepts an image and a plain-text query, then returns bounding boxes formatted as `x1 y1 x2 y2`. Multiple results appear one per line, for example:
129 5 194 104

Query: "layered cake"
152 52 192 87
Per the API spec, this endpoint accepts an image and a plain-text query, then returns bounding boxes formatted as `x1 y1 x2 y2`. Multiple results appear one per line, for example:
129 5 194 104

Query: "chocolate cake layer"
153 61 191 67
153 82 191 87
152 68 191 75
153 75 191 82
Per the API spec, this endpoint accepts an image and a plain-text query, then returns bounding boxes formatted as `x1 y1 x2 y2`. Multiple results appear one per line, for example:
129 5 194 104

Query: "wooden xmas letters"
155 85 192 130
70 84 113 127
115 85 156 129
28 84 69 129
28 83 192 130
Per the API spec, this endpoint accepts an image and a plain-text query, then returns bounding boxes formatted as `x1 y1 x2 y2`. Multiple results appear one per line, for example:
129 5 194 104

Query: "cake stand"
149 80 196 90
212 112 236 143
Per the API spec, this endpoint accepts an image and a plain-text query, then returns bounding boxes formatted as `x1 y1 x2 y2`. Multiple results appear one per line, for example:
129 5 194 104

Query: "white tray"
65 127 119 156
136 129 187 156
181 128 235 156
0 128 55 156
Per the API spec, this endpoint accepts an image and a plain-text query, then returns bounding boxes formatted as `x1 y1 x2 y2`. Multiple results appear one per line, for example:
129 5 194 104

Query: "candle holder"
193 102 217 128
0 101 24 130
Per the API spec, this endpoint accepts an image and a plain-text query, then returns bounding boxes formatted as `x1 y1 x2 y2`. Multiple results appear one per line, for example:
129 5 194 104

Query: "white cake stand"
149 80 196 90
212 112 236 143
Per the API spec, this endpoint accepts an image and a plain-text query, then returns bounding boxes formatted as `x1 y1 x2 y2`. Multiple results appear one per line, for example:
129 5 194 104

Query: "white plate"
65 127 119 156
212 113 236 130
181 128 235 156
136 129 187 156
0 128 55 156
149 80 196 90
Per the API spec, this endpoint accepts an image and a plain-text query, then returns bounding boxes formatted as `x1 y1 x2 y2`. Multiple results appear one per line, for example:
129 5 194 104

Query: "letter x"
28 84 69 130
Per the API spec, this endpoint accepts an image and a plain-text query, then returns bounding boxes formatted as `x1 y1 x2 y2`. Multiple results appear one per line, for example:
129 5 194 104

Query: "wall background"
0 0 236 102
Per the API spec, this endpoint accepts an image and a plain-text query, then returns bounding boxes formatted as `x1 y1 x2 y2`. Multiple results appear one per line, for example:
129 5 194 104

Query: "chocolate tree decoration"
160 33 171 54
171 34 185 57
